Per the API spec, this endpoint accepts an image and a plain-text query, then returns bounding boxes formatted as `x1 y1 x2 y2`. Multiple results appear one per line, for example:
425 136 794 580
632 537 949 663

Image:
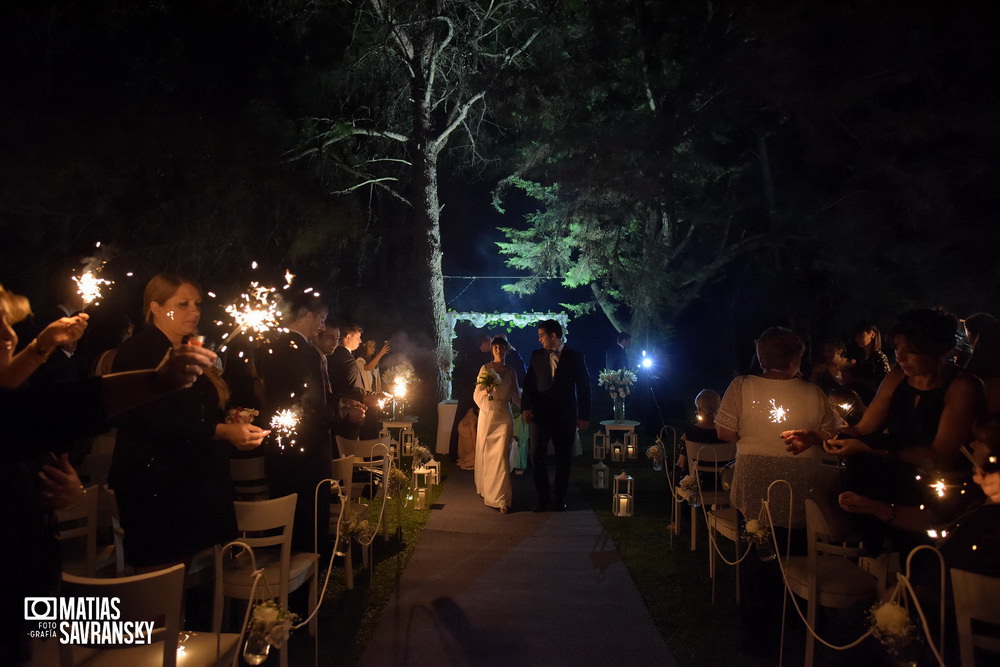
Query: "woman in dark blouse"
110 273 268 569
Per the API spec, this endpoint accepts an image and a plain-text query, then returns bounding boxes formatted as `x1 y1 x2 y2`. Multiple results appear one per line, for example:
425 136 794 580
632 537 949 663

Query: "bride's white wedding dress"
473 364 520 510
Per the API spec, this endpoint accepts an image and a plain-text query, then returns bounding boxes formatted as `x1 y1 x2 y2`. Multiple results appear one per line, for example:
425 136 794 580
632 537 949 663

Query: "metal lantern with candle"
625 433 638 460
425 458 441 486
592 460 610 489
593 432 608 460
611 442 624 462
412 467 430 510
401 430 415 456
612 471 634 517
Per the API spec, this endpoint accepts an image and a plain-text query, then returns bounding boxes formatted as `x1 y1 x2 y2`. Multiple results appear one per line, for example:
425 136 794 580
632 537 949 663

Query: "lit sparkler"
269 408 301 450
391 378 408 399
768 398 788 424
73 265 114 309
221 281 284 348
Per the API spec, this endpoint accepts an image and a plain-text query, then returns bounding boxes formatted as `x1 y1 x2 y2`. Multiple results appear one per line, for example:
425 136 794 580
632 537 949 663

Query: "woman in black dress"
110 273 269 569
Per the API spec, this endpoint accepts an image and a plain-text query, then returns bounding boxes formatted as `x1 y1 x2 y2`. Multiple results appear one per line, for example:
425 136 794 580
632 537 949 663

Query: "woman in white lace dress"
716 327 844 529
473 336 521 513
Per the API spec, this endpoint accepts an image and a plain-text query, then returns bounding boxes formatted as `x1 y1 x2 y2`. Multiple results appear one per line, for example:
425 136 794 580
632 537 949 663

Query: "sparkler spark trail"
222 281 284 346
73 266 114 309
269 408 301 450
768 398 788 424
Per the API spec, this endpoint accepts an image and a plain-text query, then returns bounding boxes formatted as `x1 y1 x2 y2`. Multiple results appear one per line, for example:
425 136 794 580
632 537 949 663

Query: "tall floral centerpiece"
598 368 637 422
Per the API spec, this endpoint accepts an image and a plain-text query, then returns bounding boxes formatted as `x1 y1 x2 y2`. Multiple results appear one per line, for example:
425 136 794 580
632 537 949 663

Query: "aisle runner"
358 468 676 667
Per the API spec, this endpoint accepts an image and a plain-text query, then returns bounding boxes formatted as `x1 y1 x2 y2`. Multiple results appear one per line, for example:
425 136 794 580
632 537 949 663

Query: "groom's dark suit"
522 345 590 507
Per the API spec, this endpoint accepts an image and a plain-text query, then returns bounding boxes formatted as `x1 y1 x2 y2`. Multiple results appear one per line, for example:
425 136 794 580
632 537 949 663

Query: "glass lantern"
611 443 625 462
412 467 430 510
612 471 634 517
593 432 608 460
592 460 610 489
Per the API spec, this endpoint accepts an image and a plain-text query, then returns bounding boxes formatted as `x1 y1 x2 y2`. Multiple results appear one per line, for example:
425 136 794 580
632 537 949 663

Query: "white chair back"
60 563 185 667
951 568 1000 666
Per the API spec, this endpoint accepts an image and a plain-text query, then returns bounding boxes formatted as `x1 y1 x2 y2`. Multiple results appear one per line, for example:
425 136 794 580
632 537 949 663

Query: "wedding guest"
522 319 591 512
845 322 891 404
676 389 726 474
717 326 844 658
20 276 88 387
784 308 984 557
605 331 631 370
449 333 492 459
2 282 217 666
356 338 390 395
718 327 844 530
808 339 850 394
261 291 332 552
473 336 521 513
964 311 1000 412
110 273 268 570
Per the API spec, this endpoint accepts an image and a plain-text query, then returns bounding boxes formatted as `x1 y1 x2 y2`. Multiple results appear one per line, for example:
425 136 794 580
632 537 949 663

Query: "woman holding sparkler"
717 326 845 530
473 336 521 513
784 308 985 556
110 273 269 569
717 326 844 658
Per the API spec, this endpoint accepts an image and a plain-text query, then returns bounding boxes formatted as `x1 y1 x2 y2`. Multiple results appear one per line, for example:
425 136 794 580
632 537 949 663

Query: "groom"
522 319 591 511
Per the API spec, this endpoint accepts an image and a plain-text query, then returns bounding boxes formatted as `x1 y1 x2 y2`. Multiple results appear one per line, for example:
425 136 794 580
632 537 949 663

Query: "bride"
473 336 521 513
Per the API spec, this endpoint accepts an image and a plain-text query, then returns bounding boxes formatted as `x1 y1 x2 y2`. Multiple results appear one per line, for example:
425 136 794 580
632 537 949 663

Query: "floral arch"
445 311 570 339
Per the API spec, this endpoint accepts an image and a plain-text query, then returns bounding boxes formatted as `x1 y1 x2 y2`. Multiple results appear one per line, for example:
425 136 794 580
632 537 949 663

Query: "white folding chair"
60 563 239 667
55 486 116 577
212 494 318 667
784 498 879 667
951 568 1000 666
229 456 270 501
674 440 735 551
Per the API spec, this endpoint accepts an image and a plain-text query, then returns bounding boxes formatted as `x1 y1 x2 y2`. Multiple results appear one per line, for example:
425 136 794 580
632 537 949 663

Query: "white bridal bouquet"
476 367 503 399
597 368 637 400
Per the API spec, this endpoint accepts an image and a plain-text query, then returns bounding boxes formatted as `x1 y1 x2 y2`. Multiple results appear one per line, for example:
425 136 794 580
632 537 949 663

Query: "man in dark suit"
522 319 591 511
260 291 331 552
605 331 631 370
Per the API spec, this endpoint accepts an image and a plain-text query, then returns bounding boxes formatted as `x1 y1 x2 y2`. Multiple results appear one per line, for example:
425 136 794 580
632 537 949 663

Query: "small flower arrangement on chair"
869 600 917 659
243 599 299 665
744 516 775 561
678 474 700 506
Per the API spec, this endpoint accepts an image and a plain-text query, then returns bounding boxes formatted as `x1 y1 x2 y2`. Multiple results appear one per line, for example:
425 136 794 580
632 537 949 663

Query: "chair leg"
805 596 816 667
344 546 354 591
690 504 698 551
308 564 318 637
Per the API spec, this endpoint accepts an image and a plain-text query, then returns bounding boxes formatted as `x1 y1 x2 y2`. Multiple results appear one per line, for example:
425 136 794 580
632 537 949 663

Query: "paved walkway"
358 467 676 667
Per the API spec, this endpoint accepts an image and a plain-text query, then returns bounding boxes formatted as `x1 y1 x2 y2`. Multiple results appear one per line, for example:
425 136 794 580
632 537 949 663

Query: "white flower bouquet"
476 367 503 399
597 368 637 400
869 601 916 656
248 599 299 651
678 475 700 505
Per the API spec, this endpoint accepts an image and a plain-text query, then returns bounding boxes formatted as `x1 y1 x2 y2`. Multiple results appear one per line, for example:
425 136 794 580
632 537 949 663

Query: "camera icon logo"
24 597 58 621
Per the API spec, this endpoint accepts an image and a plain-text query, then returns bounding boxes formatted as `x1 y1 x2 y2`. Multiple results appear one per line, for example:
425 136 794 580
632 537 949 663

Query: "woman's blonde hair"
141 273 229 408
142 272 200 324
0 284 32 324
